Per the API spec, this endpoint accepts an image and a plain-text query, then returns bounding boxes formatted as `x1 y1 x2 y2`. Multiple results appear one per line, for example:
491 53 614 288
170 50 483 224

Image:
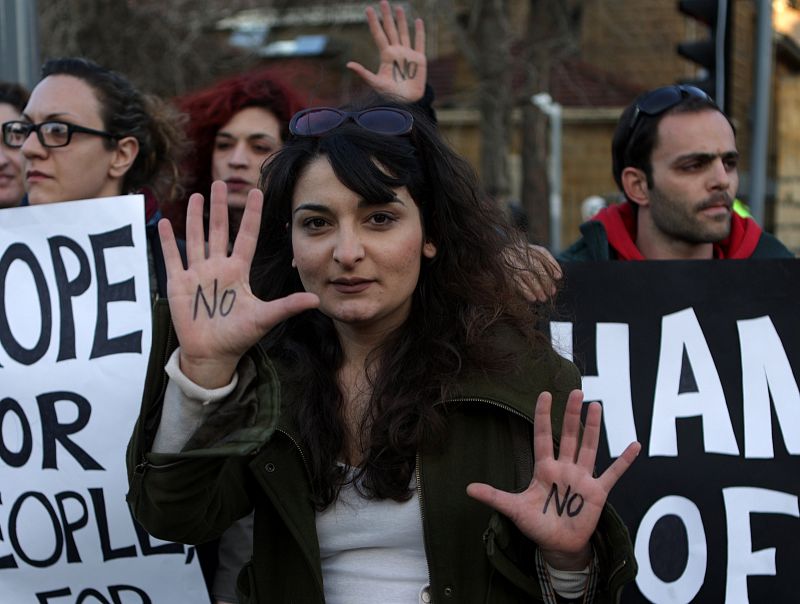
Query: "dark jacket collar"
592 202 765 260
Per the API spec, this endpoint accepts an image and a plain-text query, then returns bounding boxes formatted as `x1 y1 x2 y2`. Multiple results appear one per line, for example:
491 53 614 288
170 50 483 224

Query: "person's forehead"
219 106 282 137
0 102 21 122
24 75 104 124
652 110 736 160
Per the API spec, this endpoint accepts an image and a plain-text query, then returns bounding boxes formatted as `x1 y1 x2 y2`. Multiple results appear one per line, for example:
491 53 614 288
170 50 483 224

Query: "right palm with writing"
158 181 319 389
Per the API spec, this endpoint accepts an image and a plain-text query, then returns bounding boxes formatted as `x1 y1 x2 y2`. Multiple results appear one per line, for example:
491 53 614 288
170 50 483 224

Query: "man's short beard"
648 186 733 244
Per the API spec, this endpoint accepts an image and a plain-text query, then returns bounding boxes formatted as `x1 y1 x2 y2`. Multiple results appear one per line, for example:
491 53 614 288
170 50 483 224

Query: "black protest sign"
554 260 800 603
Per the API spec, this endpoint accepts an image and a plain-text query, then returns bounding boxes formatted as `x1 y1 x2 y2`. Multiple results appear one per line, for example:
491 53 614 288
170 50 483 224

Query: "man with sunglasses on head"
559 85 793 261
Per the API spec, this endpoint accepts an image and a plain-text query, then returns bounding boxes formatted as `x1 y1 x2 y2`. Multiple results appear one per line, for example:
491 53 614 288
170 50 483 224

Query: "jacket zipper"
131 455 189 486
450 396 564 455
417 396 533 599
275 427 311 478
607 557 628 591
447 396 534 425
272 426 327 601
415 452 433 592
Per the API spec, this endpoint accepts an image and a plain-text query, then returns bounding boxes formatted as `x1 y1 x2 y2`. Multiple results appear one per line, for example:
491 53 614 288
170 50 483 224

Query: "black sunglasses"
628 85 712 132
289 107 414 137
2 120 117 149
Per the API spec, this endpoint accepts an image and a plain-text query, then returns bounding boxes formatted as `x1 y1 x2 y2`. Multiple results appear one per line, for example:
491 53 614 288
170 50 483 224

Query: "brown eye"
302 217 328 230
368 212 396 227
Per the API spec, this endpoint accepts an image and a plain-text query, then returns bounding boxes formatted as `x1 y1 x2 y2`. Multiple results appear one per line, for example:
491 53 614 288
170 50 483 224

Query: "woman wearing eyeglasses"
127 96 640 604
6 58 185 209
2 57 187 296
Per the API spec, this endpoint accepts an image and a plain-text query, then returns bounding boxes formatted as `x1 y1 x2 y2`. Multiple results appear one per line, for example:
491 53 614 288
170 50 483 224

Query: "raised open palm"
346 1 427 104
467 390 641 569
158 181 318 388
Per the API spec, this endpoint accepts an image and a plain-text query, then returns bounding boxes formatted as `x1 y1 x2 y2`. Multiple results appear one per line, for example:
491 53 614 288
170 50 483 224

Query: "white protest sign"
0 196 209 603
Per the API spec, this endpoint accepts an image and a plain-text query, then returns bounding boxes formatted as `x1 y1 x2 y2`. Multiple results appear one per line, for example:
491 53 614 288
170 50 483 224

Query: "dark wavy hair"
0 81 29 113
41 58 188 204
165 69 305 236
252 95 555 508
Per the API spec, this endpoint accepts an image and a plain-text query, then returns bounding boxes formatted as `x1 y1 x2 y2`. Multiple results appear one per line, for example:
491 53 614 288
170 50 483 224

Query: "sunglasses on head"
289 107 414 137
628 85 712 132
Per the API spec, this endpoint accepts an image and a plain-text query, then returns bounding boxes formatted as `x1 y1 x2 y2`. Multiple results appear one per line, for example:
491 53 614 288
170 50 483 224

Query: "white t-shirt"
316 467 430 604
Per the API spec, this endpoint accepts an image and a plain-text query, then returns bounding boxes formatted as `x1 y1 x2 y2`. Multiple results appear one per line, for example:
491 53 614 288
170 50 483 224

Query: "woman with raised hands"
127 96 640 604
169 5 434 601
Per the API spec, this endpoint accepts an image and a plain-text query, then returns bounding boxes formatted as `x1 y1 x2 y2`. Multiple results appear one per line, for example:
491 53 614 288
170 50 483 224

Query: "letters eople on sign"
0 197 208 603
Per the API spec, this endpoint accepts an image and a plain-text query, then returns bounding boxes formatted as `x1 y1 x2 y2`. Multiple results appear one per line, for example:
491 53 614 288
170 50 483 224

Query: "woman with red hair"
168 70 304 239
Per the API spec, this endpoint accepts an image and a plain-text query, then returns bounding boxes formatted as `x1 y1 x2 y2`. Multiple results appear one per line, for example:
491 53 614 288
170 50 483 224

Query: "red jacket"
558 202 794 261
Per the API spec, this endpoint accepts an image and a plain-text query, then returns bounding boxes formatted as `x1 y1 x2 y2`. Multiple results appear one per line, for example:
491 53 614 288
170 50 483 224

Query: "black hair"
611 92 734 196
251 94 556 508
0 81 29 113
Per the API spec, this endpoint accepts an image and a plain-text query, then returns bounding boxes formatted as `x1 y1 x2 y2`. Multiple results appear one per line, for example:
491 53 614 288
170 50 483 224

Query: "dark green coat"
127 302 637 603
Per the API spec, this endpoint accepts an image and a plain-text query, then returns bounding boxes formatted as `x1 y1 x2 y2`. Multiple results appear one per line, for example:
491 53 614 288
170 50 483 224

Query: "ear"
621 166 650 208
422 239 437 259
108 136 139 179
291 257 296 268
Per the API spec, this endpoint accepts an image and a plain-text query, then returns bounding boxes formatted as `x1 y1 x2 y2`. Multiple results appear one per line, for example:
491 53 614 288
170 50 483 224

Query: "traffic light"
676 0 730 110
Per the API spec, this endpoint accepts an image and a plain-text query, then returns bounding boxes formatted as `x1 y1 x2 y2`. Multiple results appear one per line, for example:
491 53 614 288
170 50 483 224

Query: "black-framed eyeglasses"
289 107 414 137
2 120 118 149
628 85 712 132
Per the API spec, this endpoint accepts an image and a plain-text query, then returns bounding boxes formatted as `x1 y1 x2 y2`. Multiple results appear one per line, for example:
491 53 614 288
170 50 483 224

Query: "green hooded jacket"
126 301 637 603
